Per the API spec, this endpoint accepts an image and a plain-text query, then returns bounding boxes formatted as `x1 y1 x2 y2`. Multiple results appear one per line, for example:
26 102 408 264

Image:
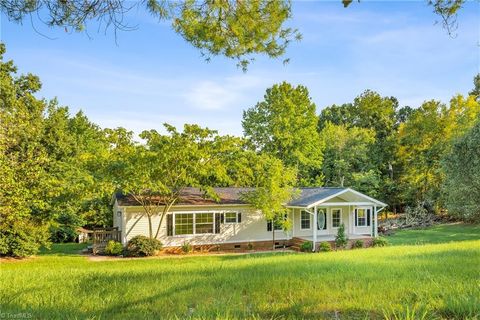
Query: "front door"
316 208 328 234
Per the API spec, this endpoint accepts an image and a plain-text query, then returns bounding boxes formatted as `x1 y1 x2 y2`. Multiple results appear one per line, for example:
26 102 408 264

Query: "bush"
300 241 313 252
247 242 254 250
372 237 389 247
335 223 348 249
125 235 162 257
49 212 84 243
318 242 332 252
0 220 50 258
104 240 123 256
352 240 364 249
181 241 193 253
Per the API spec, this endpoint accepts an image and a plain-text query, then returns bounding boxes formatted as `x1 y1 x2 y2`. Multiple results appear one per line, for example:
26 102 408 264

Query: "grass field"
1 224 479 319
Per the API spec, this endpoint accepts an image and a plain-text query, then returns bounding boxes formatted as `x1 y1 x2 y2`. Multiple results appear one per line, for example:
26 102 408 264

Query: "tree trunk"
272 222 275 250
147 214 153 239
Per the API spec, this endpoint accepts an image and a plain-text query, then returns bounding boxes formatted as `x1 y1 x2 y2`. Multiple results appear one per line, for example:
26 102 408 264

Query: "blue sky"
1 1 479 136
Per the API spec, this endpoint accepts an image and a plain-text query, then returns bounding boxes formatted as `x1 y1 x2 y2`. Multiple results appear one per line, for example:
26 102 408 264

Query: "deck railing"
92 227 122 254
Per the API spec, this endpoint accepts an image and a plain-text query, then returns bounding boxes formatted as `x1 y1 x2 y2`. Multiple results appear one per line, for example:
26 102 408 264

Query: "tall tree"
469 73 480 101
240 153 297 250
242 82 323 185
111 124 236 239
319 122 377 193
397 95 480 207
442 118 480 222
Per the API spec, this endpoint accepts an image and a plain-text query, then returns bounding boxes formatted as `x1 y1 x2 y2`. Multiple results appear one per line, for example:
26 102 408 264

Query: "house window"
300 211 310 229
225 212 239 224
174 212 214 235
356 209 367 227
174 213 194 235
195 213 214 234
332 209 342 228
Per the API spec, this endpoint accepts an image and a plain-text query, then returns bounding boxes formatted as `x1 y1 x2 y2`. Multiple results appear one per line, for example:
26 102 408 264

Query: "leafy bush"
300 241 313 252
125 236 162 257
247 242 254 250
318 241 332 252
49 212 84 243
104 240 123 256
335 223 348 249
372 237 389 247
181 241 193 253
352 240 364 249
0 220 50 258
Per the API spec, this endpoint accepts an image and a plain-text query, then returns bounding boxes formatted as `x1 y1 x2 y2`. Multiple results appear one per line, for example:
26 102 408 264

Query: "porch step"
291 237 310 251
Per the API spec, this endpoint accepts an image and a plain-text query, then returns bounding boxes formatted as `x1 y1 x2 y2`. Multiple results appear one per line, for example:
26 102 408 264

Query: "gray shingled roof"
287 187 346 207
116 187 348 207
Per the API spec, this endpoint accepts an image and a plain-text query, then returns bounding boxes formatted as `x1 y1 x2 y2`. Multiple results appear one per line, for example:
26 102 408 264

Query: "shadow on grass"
3 245 479 320
38 243 89 256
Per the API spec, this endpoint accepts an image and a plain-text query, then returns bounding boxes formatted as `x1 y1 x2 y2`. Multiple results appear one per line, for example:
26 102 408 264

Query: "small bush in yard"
352 240 364 249
300 241 313 252
335 223 348 249
318 242 332 252
372 237 389 247
181 241 193 253
104 241 123 256
126 236 162 257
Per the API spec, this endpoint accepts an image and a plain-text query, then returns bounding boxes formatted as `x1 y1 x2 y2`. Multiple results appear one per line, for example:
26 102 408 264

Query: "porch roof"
286 187 387 208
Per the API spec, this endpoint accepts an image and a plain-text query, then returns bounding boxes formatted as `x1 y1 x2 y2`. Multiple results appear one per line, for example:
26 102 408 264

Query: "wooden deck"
92 227 122 254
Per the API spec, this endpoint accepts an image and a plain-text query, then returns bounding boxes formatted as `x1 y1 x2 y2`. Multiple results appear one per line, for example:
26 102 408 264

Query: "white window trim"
300 210 311 230
173 211 216 237
331 208 342 229
355 207 370 227
224 211 240 224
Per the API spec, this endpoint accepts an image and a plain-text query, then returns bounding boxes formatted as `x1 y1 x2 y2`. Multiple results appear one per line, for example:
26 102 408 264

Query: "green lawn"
386 223 480 246
1 225 479 319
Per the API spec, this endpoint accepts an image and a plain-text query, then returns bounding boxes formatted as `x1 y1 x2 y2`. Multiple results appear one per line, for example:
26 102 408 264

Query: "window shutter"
267 220 272 231
355 210 358 227
215 213 221 234
237 212 242 223
323 212 327 230
367 209 371 226
167 214 173 236
220 213 225 223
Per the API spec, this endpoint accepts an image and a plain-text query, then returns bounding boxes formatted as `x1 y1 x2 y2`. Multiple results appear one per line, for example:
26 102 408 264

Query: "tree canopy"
242 82 323 185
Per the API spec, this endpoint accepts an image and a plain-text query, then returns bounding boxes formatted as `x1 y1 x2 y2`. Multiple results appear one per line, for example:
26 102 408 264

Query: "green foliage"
372 237 389 247
352 240 364 249
335 223 348 249
0 1 299 70
318 241 332 252
300 241 313 252
104 241 124 256
442 119 480 222
243 82 323 185
397 95 480 207
125 236 162 257
0 219 50 258
319 121 376 188
181 241 193 254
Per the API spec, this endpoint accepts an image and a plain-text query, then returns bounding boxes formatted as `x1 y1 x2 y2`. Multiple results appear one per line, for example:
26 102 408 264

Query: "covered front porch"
287 188 387 251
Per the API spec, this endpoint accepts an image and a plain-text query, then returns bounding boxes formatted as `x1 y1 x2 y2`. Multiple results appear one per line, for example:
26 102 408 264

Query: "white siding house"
113 187 387 251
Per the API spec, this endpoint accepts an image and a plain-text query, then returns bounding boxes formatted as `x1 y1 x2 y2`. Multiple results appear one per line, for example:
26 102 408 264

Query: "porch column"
312 206 317 252
374 207 378 237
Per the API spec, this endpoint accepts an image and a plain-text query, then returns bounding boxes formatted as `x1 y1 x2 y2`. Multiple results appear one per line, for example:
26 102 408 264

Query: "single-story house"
113 187 387 251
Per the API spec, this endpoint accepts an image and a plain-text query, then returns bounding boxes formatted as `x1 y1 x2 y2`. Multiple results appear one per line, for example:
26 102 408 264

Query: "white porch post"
312 206 317 252
374 207 378 237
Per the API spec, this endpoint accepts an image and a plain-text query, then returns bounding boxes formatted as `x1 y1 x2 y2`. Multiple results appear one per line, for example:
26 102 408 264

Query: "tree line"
1 43 479 257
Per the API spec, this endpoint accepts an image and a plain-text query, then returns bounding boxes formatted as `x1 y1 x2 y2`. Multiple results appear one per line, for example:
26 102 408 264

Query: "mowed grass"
387 222 480 246
1 225 479 320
